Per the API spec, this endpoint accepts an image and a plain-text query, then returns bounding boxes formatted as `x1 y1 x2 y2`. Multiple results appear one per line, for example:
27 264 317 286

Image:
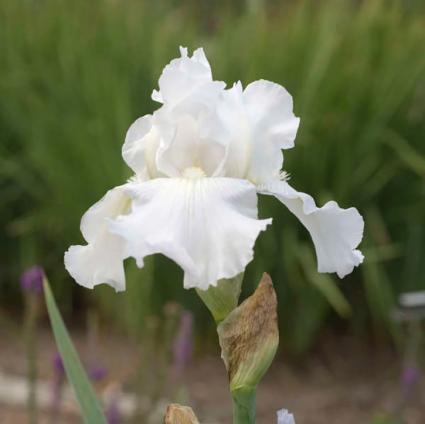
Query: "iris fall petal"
64 185 131 291
260 180 364 278
110 178 271 290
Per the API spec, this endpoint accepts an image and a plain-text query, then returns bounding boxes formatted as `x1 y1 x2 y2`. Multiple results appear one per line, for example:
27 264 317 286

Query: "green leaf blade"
43 278 107 424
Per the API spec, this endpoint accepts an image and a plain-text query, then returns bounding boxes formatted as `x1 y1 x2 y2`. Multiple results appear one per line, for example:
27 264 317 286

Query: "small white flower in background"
277 409 295 424
65 46 364 291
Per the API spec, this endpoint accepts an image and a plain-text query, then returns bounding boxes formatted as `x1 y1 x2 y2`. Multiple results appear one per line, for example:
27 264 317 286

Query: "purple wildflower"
402 365 421 392
106 398 121 424
53 352 65 377
89 364 108 382
50 353 66 419
20 266 44 294
172 311 193 377
104 383 122 424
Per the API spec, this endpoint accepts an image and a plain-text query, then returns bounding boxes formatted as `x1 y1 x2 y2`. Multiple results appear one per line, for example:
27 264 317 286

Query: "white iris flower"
65 47 364 292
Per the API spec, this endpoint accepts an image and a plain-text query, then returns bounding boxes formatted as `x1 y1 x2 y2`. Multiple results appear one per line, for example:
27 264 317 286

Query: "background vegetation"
1 0 424 356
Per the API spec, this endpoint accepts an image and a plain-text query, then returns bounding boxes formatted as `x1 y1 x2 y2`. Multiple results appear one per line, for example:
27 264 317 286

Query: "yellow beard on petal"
182 166 206 179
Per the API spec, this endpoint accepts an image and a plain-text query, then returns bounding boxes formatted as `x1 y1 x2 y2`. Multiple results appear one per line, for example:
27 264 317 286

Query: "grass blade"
43 277 106 423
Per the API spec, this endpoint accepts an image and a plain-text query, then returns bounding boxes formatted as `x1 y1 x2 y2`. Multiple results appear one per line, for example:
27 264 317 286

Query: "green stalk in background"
20 266 45 424
24 294 39 424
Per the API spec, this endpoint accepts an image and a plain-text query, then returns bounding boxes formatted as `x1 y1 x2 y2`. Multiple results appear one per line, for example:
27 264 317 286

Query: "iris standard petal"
213 82 251 179
260 180 364 278
109 178 272 290
155 113 226 178
244 80 300 183
216 80 300 183
152 46 225 114
122 114 161 178
243 80 300 150
64 185 131 291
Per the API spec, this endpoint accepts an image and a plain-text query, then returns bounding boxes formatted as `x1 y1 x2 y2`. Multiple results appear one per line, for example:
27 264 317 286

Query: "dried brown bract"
217 273 279 390
164 403 200 424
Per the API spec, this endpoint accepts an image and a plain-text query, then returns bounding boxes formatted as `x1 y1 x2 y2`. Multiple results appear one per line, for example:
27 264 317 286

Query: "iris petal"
64 185 131 291
110 178 271 290
152 46 225 114
260 180 364 278
122 115 162 179
216 80 300 183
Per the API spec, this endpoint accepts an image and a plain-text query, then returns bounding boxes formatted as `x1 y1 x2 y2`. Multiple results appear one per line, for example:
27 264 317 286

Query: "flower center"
182 166 206 179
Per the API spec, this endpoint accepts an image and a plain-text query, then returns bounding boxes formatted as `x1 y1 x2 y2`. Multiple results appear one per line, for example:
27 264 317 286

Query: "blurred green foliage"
1 0 424 355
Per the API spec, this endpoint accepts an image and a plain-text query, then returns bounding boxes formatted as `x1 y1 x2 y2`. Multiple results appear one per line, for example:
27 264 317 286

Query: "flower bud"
217 273 279 391
164 404 199 424
196 274 243 323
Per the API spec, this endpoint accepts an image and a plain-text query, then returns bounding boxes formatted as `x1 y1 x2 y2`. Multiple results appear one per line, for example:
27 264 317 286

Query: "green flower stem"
195 274 243 323
231 387 256 424
24 295 39 424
